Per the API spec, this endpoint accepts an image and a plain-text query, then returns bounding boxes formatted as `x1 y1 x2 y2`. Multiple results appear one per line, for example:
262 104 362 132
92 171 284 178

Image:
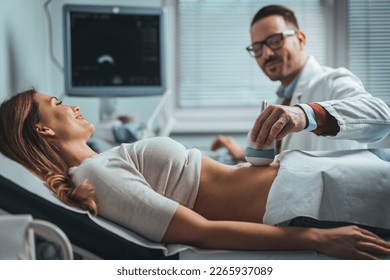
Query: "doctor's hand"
210 135 245 161
250 104 307 149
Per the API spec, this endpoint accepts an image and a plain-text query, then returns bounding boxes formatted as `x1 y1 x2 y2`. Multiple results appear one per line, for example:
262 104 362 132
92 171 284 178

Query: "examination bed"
1 149 390 260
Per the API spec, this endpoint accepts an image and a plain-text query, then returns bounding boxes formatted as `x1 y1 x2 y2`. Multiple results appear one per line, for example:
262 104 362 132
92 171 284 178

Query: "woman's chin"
87 124 96 136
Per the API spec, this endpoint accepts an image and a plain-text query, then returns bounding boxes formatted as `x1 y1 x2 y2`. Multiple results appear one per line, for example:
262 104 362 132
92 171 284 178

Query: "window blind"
177 0 327 108
348 0 390 104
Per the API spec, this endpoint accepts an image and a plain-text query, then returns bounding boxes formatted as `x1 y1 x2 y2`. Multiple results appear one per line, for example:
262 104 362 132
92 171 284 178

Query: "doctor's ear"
296 31 306 48
35 125 55 137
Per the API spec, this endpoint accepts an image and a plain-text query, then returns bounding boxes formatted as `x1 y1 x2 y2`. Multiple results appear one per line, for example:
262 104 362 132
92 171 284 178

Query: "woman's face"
33 93 95 142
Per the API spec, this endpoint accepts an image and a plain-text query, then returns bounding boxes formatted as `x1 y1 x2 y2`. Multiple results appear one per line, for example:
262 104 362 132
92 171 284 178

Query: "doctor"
211 4 390 160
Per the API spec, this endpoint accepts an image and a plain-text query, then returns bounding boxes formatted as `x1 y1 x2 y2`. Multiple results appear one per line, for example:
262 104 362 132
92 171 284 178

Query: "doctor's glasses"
246 29 296 58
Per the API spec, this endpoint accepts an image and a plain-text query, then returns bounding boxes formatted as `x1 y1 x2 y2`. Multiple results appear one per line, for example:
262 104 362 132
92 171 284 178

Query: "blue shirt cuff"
295 104 318 131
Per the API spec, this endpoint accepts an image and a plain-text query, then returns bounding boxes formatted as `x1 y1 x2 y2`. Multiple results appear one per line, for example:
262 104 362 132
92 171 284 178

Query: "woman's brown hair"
0 89 97 215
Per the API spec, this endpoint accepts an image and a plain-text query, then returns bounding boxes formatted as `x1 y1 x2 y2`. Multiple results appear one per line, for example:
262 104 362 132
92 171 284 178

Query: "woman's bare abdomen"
193 156 279 223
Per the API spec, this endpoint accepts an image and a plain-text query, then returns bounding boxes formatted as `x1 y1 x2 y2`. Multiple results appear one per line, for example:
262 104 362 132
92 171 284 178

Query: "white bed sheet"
264 149 390 229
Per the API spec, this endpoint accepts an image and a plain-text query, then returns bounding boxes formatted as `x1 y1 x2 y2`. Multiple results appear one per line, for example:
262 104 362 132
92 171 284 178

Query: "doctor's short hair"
251 5 299 30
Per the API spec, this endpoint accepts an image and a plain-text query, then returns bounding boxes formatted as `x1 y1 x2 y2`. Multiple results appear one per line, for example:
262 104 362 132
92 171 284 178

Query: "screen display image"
63 5 166 97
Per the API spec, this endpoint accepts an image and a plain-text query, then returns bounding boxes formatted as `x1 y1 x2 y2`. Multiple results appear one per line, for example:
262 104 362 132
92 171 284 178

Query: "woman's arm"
162 205 390 259
210 135 245 161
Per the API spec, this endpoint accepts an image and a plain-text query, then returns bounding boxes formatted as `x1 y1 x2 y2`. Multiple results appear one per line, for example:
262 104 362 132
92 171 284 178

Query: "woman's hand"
210 135 245 161
315 226 390 259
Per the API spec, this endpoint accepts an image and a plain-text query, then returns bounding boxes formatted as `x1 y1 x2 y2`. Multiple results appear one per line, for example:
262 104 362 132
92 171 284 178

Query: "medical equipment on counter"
0 214 73 260
92 90 175 146
245 100 275 166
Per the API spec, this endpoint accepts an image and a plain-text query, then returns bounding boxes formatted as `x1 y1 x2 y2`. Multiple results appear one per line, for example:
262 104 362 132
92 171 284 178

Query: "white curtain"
348 0 390 104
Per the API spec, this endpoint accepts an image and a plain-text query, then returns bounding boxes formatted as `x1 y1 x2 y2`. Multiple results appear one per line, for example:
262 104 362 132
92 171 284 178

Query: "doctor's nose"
261 44 275 59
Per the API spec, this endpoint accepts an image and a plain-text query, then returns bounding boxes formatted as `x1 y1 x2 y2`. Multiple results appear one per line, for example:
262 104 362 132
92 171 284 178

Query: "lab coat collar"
290 56 322 104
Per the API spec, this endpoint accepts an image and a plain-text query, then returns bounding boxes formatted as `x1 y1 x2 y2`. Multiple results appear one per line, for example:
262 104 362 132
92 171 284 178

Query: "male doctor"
211 4 390 160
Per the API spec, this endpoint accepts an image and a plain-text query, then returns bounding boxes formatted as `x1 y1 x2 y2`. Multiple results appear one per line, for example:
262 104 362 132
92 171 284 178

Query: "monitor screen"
63 5 166 97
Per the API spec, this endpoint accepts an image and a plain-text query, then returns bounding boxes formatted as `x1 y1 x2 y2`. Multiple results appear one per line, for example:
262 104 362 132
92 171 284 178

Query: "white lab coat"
277 56 390 151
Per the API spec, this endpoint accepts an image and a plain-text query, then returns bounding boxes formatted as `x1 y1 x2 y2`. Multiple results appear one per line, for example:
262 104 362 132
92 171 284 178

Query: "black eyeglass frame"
246 30 297 57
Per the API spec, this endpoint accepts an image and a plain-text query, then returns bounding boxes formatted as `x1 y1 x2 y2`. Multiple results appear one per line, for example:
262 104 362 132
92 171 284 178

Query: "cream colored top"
69 137 202 242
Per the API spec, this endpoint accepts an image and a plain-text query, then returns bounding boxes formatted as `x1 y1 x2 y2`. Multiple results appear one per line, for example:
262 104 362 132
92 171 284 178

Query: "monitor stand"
142 90 175 139
99 97 117 122
92 97 121 144
93 91 176 145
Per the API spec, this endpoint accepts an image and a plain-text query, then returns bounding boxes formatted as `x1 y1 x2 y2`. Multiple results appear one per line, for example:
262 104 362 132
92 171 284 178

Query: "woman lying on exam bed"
1 89 390 260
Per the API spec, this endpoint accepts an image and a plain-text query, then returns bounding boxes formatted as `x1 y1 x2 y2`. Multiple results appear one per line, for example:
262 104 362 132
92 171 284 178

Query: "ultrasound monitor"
63 5 166 97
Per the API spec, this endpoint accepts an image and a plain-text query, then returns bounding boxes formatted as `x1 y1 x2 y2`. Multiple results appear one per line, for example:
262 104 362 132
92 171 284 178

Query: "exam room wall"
0 0 53 102
0 0 174 126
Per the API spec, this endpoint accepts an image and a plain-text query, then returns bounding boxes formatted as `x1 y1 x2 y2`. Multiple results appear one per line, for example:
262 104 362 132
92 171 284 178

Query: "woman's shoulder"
69 145 120 173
